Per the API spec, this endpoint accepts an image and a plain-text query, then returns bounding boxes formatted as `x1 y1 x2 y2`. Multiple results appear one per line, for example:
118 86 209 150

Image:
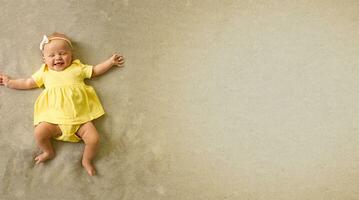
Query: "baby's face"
42 40 73 71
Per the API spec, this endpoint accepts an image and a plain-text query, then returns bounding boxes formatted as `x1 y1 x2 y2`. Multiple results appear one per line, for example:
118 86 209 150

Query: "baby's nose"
55 55 62 60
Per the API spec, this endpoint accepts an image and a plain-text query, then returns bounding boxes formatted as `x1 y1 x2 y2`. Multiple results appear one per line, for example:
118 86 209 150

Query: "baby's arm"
0 74 37 90
92 53 125 77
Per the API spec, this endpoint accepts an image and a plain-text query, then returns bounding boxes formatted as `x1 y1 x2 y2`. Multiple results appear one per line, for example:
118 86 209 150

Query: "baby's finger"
117 56 124 62
116 60 125 67
116 53 124 58
117 59 125 64
115 55 124 61
116 56 124 63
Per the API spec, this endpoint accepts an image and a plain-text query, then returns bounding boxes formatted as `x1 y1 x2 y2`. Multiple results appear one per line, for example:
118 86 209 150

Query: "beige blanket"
1 0 359 199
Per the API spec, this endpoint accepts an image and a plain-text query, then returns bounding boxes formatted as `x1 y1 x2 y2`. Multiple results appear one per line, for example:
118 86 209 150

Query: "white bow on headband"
39 35 49 51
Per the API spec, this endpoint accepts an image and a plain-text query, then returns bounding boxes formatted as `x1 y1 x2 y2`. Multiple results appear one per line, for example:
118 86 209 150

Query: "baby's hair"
47 32 73 49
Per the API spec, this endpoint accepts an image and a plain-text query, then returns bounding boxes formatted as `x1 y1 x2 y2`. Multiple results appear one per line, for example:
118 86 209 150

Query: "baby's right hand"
0 74 10 86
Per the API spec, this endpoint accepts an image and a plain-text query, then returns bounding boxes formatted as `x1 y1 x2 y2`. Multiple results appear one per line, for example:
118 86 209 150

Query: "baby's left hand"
111 54 125 67
0 74 10 87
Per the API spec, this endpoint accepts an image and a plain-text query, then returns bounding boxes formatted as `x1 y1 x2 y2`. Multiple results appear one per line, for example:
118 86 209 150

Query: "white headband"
39 35 73 50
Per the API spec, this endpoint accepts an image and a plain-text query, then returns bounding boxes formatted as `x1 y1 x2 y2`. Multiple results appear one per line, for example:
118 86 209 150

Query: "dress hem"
33 111 105 126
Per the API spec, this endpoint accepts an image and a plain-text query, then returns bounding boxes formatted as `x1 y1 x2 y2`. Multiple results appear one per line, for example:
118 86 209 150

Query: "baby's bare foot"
35 152 54 164
82 160 96 176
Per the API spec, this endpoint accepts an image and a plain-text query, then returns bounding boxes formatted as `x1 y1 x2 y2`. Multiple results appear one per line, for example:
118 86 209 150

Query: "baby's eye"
60 52 67 55
48 54 55 57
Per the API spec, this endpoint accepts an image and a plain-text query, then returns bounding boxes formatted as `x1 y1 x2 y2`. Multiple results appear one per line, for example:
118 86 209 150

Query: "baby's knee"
89 134 100 145
79 122 100 145
34 129 50 141
84 133 100 146
34 123 56 140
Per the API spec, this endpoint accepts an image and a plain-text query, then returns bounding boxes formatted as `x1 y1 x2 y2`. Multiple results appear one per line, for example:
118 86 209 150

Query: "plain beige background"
1 0 359 199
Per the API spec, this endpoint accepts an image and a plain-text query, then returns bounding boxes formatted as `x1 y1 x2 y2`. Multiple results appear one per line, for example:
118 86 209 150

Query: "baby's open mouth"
54 62 64 66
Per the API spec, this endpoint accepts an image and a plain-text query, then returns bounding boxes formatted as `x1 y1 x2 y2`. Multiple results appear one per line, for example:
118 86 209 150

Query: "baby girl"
0 33 125 176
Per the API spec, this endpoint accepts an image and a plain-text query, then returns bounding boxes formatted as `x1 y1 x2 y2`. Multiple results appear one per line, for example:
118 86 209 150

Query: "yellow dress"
32 59 105 141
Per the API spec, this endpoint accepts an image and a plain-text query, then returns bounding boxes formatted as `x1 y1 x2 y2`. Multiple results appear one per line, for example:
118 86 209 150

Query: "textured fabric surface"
1 0 359 199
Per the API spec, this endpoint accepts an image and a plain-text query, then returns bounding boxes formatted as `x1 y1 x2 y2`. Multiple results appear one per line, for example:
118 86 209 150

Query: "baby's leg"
77 121 100 176
34 122 61 164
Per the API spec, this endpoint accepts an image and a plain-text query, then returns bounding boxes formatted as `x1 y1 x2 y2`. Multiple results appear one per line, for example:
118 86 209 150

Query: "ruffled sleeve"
31 64 46 87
